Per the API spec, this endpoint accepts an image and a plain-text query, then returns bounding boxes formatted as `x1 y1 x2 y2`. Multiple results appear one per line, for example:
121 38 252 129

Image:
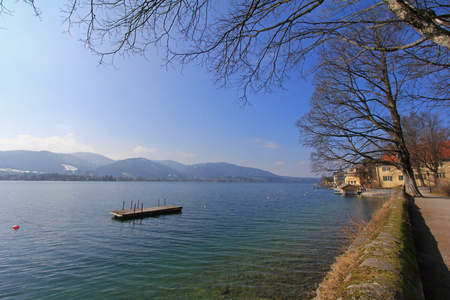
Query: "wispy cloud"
175 150 197 160
298 161 306 166
264 141 280 149
108 147 197 162
108 146 159 160
274 161 284 166
253 138 280 149
0 134 93 153
132 146 159 154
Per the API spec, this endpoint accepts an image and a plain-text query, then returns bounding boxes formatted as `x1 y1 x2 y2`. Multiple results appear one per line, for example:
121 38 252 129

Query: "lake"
0 181 385 299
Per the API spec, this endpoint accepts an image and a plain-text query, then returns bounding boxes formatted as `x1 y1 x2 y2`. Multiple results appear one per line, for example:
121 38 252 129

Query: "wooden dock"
110 205 183 219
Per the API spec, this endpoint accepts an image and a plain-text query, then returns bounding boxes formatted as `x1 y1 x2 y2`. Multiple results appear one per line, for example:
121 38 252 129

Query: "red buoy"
12 225 20 230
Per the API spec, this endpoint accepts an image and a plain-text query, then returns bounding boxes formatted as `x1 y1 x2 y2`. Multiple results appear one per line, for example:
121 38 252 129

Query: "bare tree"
3 1 448 105
295 13 432 196
403 111 450 186
62 0 449 104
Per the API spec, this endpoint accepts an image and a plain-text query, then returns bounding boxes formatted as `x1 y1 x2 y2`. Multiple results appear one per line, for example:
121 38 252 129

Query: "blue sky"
0 1 315 177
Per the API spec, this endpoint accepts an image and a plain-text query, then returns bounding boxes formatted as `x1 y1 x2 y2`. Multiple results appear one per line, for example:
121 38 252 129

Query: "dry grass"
314 192 399 299
436 182 450 197
363 196 393 235
315 250 360 299
338 214 368 245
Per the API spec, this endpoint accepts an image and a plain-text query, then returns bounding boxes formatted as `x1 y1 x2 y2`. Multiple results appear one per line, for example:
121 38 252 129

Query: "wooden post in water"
134 203 136 213
164 198 166 206
130 201 133 210
122 201 125 210
158 198 160 206
137 200 140 208
141 203 143 212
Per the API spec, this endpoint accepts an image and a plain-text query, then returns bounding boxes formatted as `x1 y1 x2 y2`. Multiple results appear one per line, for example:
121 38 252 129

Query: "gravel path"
410 189 450 299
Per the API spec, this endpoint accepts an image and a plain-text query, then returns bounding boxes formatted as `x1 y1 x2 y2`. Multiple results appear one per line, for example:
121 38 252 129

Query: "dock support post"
141 203 143 212
164 198 166 206
134 204 136 213
137 200 140 208
158 198 160 206
122 201 125 210
130 201 133 210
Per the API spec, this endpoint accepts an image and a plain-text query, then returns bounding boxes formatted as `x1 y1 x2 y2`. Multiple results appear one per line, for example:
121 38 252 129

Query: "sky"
0 1 316 177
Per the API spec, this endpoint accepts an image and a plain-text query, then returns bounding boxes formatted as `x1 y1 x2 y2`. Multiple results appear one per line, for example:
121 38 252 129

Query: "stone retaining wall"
314 191 424 299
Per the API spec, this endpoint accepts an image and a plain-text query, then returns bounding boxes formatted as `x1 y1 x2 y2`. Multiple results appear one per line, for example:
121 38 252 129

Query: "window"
398 175 404 181
383 176 393 181
382 166 390 171
437 173 446 179
438 162 444 168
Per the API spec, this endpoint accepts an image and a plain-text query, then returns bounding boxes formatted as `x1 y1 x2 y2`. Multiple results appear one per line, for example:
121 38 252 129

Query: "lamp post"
426 171 432 193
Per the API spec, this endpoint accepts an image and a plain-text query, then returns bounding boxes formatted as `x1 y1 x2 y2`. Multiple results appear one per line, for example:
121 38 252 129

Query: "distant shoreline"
0 173 319 183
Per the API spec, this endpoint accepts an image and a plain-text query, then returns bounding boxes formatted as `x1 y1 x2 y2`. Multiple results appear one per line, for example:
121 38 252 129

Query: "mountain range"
0 150 317 182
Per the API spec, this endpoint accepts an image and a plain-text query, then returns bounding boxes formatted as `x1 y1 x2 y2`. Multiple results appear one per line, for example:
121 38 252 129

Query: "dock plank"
110 205 183 219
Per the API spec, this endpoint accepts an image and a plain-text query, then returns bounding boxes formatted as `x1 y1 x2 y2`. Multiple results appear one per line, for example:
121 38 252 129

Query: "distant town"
0 172 317 183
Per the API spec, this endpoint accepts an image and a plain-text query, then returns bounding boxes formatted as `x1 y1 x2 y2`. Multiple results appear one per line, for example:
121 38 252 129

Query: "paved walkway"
410 188 450 299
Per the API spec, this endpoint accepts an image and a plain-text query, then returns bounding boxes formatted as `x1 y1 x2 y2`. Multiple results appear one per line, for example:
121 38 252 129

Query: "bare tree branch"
296 13 432 195
2 1 448 105
53 0 448 105
383 0 450 49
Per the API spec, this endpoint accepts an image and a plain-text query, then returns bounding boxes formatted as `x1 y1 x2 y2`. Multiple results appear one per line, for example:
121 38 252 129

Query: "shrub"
436 182 450 197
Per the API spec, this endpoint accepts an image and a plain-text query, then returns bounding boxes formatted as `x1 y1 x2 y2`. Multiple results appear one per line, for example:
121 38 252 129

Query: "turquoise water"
0 182 385 299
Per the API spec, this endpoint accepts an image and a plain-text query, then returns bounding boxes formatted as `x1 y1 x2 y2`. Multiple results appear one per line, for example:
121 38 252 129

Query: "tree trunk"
399 153 422 196
378 51 422 197
383 0 450 49
432 172 440 187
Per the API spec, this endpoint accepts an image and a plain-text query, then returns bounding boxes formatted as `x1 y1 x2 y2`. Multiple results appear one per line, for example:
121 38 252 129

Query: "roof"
380 141 450 164
340 184 359 190
419 140 450 160
380 153 398 164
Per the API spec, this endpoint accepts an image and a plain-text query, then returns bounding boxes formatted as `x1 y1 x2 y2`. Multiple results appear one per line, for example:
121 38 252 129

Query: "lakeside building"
333 170 346 187
373 165 404 188
340 141 450 189
341 162 449 189
344 165 375 186
373 161 449 188
322 176 334 186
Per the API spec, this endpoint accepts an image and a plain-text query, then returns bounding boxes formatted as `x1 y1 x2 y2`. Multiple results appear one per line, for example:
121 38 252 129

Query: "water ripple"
0 182 385 299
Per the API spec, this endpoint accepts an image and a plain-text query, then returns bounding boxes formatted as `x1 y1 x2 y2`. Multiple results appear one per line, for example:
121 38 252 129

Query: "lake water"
0 182 385 299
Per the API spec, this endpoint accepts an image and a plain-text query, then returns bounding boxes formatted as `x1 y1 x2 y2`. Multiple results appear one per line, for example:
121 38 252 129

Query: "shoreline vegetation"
314 189 423 299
